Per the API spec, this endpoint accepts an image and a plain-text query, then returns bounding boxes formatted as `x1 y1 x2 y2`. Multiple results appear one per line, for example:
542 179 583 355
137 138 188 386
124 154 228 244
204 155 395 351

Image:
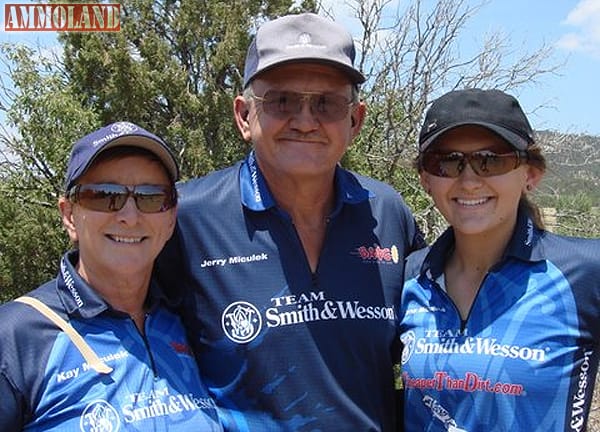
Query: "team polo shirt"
0 250 222 431
399 211 600 432
157 151 425 431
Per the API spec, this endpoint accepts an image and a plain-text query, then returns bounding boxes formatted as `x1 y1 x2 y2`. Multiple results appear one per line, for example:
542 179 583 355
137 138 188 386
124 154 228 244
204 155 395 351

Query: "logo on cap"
298 32 312 45
110 121 138 135
91 121 140 148
288 32 325 51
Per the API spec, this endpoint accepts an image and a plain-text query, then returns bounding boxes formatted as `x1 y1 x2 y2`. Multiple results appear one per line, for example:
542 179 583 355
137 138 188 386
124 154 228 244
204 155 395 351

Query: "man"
158 13 424 431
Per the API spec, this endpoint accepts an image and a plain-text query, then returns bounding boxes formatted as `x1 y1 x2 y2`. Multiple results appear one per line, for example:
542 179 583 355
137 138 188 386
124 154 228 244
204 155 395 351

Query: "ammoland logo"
4 3 121 32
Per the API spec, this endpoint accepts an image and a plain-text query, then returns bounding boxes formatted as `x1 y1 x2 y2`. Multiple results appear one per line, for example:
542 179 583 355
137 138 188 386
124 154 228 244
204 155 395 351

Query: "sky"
463 0 600 135
1 0 599 135
325 0 600 136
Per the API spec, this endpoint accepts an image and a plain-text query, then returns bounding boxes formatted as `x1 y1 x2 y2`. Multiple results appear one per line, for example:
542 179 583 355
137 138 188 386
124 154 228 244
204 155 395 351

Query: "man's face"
238 63 365 183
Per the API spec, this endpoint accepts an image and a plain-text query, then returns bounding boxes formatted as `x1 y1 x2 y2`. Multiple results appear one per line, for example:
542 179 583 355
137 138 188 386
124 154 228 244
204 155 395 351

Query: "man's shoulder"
344 169 395 189
404 246 431 280
176 162 242 205
178 162 241 191
340 169 405 201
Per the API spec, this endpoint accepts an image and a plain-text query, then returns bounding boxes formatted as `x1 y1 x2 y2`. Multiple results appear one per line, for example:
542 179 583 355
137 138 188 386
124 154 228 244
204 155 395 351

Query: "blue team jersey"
399 211 600 432
157 151 425 431
0 250 223 432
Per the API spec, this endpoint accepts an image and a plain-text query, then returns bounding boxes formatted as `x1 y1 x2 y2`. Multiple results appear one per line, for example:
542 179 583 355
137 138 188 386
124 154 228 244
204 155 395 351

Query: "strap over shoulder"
15 296 112 374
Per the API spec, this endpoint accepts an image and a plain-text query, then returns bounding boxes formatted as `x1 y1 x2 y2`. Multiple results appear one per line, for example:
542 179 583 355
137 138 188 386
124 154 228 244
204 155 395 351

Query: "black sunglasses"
250 90 355 122
68 183 177 214
420 149 529 178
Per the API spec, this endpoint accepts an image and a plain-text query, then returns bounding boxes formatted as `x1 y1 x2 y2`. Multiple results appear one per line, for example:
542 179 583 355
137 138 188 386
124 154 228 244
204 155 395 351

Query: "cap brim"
420 122 530 152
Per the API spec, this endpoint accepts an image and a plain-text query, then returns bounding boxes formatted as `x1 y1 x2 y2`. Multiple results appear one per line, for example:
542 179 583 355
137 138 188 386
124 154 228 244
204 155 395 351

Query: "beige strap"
15 296 113 374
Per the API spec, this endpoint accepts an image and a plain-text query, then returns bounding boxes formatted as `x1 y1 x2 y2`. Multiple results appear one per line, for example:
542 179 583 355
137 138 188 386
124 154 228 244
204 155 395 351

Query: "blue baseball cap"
243 13 366 87
64 121 179 191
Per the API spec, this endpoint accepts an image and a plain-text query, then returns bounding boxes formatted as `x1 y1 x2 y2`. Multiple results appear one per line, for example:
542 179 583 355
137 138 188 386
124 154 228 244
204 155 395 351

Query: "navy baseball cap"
64 121 179 191
419 88 535 152
243 12 366 87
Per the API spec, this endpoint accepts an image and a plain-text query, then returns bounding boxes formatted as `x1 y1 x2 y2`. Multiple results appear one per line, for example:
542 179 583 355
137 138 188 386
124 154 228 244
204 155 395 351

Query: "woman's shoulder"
540 231 600 261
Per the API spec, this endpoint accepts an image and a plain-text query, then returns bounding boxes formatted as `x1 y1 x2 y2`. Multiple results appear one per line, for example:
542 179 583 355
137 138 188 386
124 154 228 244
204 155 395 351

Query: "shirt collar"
420 208 547 280
239 150 372 212
56 250 109 318
55 250 167 319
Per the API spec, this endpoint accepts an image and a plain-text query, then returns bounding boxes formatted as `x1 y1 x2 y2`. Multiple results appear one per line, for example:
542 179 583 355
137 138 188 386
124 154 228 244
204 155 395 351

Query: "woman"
0 122 223 431
399 89 599 431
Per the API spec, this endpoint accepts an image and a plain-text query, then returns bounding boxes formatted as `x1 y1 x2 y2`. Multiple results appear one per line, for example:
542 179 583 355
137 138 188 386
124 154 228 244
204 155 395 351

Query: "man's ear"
234 96 252 141
350 102 366 137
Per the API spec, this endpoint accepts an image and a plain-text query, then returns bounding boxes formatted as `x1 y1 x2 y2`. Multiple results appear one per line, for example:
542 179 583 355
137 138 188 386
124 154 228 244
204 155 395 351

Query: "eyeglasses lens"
421 150 525 178
256 90 353 122
69 183 176 213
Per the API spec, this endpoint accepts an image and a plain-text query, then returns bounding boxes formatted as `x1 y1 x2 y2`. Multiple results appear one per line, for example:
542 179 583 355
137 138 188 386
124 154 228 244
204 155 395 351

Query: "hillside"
536 130 600 205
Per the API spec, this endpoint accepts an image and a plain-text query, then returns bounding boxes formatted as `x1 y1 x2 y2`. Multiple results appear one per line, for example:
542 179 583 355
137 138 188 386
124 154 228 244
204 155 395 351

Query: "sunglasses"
251 90 355 122
420 149 529 178
68 183 177 213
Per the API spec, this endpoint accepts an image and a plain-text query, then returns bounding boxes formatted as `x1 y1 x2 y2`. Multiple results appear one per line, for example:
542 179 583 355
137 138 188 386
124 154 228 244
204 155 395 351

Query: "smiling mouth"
455 197 490 206
108 235 144 244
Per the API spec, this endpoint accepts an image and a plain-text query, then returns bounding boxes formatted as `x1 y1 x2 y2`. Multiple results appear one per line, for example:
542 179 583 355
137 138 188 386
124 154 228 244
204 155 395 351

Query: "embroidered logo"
80 399 120 432
110 121 138 135
355 244 400 264
400 330 416 365
297 32 311 45
221 301 263 344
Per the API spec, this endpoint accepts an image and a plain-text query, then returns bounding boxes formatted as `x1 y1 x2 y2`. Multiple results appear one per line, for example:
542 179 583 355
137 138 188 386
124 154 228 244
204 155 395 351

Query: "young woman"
399 88 599 431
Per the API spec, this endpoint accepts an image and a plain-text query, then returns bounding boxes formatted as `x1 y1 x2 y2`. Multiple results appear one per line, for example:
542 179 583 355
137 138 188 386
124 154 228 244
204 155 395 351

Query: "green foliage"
0 195 68 303
0 43 99 298
532 131 600 238
57 0 315 179
0 0 597 301
0 1 316 299
534 193 600 238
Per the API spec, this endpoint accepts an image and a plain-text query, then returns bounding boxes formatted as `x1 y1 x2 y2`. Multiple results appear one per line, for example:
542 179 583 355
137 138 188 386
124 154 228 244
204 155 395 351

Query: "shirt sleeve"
0 371 25 431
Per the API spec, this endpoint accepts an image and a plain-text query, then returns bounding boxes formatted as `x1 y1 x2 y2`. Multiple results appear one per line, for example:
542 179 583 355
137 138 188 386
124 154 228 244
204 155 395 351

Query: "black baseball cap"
419 88 535 152
243 13 366 87
64 121 179 191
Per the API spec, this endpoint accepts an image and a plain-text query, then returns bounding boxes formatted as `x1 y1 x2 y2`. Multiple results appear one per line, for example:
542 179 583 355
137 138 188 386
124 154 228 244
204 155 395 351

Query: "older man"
158 13 425 431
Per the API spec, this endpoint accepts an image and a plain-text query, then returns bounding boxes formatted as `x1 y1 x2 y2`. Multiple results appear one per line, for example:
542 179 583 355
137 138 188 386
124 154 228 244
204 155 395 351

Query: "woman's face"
420 125 542 239
59 154 176 284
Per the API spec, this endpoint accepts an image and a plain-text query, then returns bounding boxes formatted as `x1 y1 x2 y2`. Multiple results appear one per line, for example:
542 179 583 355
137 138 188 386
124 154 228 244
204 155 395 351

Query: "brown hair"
520 145 546 230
